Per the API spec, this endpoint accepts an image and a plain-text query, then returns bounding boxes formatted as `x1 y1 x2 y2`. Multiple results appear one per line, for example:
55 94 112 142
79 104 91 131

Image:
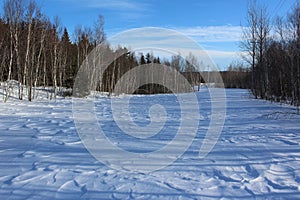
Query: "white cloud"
108 27 244 70
82 0 151 22
85 0 149 11
175 25 244 42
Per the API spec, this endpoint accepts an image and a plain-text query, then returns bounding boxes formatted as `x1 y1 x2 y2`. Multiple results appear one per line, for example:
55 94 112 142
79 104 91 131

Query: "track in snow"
0 89 300 199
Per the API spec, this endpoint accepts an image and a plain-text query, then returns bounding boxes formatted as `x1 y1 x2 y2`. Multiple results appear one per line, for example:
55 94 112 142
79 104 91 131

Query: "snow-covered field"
0 89 300 199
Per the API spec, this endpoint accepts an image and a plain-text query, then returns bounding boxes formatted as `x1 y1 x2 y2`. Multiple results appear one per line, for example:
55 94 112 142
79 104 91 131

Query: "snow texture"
0 89 300 199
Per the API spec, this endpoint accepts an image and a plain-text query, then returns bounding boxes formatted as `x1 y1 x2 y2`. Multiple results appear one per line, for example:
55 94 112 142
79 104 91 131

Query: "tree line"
241 1 300 108
0 0 108 101
3 0 283 102
0 0 214 101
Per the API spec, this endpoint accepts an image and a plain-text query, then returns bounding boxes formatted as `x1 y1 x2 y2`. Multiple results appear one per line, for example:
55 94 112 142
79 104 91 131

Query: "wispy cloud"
85 0 150 11
108 27 243 70
172 25 244 68
175 25 243 43
53 0 149 10
84 0 151 22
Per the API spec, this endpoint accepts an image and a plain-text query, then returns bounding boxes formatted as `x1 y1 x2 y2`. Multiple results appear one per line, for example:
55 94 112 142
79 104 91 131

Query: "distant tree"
94 15 106 45
145 52 153 64
184 52 198 86
223 61 251 89
153 56 161 64
140 53 146 65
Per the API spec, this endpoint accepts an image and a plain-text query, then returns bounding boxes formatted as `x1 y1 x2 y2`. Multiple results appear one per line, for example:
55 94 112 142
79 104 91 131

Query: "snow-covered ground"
0 89 300 199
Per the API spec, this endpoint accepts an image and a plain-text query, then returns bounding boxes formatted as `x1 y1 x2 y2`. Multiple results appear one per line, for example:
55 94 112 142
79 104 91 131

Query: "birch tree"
4 0 23 101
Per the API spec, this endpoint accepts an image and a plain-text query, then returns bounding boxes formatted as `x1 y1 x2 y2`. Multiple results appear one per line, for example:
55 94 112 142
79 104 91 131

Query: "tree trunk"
23 21 32 100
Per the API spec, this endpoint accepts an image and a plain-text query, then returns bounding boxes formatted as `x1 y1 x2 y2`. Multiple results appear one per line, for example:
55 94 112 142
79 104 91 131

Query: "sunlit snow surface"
0 89 300 199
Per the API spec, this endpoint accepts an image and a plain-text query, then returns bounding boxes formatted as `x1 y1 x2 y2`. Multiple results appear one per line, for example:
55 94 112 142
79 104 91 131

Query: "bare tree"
256 5 270 99
51 16 62 99
4 0 24 101
241 1 270 99
240 1 258 98
171 54 183 92
23 0 38 101
92 15 106 92
33 16 48 99
94 15 106 45
287 3 300 110
0 18 7 100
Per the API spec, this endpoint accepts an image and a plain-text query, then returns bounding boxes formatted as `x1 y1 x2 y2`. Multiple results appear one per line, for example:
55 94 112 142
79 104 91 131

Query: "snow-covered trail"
0 89 300 199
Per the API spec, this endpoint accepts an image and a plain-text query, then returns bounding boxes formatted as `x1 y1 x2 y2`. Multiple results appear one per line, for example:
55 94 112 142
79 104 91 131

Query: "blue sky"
30 0 298 69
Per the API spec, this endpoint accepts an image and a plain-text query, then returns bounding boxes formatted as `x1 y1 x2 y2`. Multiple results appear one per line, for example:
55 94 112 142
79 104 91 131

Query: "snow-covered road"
0 89 300 199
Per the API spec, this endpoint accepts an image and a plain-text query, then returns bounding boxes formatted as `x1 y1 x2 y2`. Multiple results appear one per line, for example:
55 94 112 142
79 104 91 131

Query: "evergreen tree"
140 54 146 65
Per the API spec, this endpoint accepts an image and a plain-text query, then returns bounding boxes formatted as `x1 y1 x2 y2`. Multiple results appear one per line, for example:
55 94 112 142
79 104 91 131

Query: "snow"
0 89 300 199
